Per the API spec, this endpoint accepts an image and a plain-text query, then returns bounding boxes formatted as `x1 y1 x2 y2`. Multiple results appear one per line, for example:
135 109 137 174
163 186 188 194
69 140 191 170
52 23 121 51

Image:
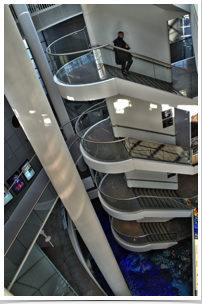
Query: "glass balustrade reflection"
76 101 196 165
95 172 196 213
110 218 177 246
75 102 130 162
46 27 90 74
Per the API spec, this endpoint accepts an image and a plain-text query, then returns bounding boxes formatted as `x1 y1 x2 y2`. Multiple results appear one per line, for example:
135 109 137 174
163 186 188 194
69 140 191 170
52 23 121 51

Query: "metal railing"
9 4 58 21
95 171 198 213
110 218 177 246
75 101 197 166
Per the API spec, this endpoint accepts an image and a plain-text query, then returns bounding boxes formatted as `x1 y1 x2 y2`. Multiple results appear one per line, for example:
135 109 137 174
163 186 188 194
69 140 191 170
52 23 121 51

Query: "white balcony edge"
98 191 192 221
80 143 198 175
54 75 197 107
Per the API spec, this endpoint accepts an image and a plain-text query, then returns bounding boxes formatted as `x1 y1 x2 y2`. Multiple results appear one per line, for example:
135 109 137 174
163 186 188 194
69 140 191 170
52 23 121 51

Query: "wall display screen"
162 108 173 120
162 117 173 128
4 185 14 206
162 108 173 129
20 160 35 181
7 172 26 194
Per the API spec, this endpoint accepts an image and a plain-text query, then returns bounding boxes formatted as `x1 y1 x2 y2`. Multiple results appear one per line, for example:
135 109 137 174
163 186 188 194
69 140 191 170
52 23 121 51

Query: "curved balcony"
46 28 197 103
75 102 197 174
110 217 178 252
95 172 196 221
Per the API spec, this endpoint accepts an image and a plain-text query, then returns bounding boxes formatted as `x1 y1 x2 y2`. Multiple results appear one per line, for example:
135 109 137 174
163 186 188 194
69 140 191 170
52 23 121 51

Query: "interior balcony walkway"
98 173 194 215
56 52 198 99
111 216 192 248
80 117 194 166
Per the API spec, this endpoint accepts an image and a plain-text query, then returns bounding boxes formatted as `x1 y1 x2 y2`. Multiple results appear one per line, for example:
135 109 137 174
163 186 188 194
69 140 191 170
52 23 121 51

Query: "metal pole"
4 5 130 296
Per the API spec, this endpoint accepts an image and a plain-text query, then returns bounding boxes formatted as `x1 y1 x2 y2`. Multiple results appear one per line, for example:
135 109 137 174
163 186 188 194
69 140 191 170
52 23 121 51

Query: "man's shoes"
123 69 130 75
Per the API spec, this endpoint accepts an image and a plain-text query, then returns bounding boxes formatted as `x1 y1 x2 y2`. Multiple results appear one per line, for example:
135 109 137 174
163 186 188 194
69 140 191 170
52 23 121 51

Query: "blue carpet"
89 198 193 296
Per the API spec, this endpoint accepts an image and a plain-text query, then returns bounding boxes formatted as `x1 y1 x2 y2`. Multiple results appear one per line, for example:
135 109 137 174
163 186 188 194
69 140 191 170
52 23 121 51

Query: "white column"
4 5 131 297
81 4 97 46
13 4 87 172
13 4 74 141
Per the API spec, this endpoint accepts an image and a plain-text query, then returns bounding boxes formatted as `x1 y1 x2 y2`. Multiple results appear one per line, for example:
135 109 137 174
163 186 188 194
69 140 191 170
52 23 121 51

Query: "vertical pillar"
81 4 97 46
4 5 130 296
13 4 87 172
13 4 74 141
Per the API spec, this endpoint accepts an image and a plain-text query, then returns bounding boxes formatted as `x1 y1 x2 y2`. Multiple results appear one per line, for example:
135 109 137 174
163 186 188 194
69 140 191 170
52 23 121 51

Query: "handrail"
111 218 177 239
75 101 195 158
46 25 196 75
46 26 89 55
111 123 176 137
75 101 128 144
47 43 109 57
4 179 51 257
95 172 197 208
107 44 197 74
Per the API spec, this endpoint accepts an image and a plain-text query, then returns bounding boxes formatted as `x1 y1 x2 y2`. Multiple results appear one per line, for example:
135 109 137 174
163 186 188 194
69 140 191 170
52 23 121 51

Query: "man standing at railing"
113 31 133 75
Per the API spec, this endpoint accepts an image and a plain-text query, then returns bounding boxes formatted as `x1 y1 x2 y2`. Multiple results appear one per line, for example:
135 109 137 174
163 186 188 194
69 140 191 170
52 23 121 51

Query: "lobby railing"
110 218 177 246
95 172 197 213
46 26 197 97
9 4 59 21
75 101 198 166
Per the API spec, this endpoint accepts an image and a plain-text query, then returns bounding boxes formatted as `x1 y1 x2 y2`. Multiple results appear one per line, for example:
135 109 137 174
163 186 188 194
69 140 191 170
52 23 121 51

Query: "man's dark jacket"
113 36 132 64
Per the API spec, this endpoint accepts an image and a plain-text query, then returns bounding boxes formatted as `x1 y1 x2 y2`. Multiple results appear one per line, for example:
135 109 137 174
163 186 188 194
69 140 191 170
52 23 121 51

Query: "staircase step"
161 189 179 208
128 74 144 85
133 188 146 209
142 188 156 209
151 189 168 208
141 223 156 243
138 188 150 209
158 189 174 208
158 222 171 241
147 189 161 208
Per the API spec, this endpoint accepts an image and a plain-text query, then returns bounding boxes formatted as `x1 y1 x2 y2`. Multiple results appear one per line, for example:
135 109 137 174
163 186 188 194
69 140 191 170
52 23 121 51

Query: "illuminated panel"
7 172 26 194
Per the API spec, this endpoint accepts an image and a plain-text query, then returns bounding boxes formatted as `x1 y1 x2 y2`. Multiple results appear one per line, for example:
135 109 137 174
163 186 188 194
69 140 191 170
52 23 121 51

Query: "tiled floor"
82 118 192 165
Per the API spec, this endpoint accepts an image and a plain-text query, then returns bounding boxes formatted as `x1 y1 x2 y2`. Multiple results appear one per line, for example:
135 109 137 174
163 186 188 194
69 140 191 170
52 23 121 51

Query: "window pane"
23 39 28 49
35 69 40 78
27 49 33 59
39 78 44 86
31 59 37 69
41 42 47 51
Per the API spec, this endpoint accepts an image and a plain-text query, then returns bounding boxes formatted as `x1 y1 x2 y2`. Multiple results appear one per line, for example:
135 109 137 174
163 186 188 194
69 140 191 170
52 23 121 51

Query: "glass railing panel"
46 27 90 74
4 183 58 289
76 102 130 162
112 225 177 246
55 51 113 85
170 37 194 63
76 101 195 165
95 172 196 213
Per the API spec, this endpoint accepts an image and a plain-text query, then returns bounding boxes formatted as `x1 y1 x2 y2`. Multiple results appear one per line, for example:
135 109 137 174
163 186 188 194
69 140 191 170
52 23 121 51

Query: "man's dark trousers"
121 58 133 72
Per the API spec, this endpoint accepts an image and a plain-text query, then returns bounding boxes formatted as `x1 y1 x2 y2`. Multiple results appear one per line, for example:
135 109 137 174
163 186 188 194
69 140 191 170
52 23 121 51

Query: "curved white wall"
55 76 197 107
